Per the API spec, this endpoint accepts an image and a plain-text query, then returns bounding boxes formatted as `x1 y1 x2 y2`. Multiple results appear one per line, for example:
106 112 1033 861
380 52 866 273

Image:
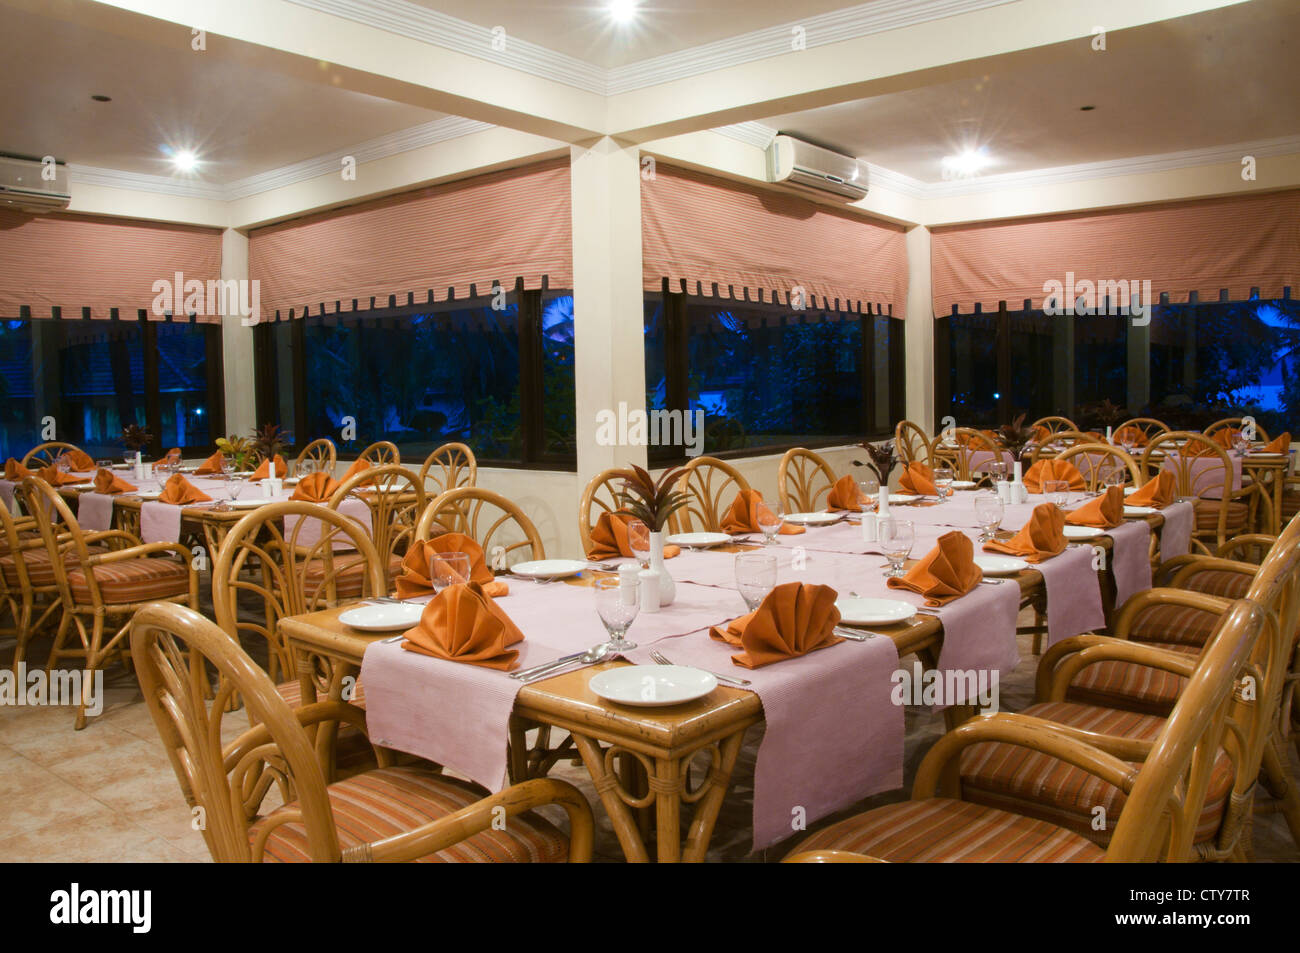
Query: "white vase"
648 531 676 607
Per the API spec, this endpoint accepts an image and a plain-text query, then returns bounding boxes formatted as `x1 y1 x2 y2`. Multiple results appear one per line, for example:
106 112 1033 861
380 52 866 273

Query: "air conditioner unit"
0 154 71 213
766 134 867 202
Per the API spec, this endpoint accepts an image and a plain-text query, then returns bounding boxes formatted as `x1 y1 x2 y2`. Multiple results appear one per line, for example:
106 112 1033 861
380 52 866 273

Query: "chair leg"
1261 741 1300 850
74 615 106 731
44 610 74 673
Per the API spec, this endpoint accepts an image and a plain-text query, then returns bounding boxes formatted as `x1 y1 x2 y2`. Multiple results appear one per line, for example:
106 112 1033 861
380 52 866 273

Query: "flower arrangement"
120 424 152 453
853 439 899 485
616 464 689 532
251 423 291 462
995 413 1037 461
215 435 257 471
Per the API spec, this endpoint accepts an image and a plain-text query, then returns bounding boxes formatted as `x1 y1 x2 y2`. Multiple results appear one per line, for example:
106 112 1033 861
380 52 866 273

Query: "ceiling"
765 0 1300 182
0 3 444 184
411 0 862 69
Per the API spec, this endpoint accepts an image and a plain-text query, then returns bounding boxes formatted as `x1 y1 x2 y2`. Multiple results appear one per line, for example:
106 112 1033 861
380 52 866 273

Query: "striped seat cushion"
1193 499 1249 533
1064 641 1199 715
250 765 569 862
960 701 1234 847
0 544 104 588
792 797 1103 862
274 680 376 775
1176 568 1254 600
1125 601 1222 648
301 554 403 600
66 557 189 603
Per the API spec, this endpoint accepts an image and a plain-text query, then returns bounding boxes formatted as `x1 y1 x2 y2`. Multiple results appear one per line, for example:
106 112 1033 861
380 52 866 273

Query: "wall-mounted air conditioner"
766 134 867 202
0 154 71 213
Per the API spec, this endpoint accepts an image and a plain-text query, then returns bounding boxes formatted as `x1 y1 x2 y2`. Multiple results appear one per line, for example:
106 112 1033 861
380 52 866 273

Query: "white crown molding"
284 0 1015 95
66 165 227 201
712 122 778 150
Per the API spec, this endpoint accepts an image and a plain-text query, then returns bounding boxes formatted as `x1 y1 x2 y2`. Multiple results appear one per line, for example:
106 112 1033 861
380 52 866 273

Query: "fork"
649 650 750 686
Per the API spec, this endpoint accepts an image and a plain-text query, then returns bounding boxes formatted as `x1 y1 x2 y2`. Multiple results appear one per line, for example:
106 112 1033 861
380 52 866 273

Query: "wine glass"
756 500 785 545
988 461 1008 486
1103 466 1127 493
974 492 1004 542
933 465 954 501
297 457 316 480
594 576 639 651
209 469 231 511
1044 479 1070 509
431 551 472 591
226 475 247 505
879 518 914 577
94 459 112 473
734 552 777 610
857 475 879 519
626 518 651 569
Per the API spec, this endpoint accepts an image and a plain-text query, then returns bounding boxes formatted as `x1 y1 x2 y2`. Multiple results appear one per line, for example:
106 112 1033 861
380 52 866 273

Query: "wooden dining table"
278 509 1172 863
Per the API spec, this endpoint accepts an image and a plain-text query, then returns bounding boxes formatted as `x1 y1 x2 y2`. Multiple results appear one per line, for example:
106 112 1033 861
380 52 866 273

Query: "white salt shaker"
860 509 878 541
618 562 639 605
996 481 1011 504
268 476 283 497
638 568 660 614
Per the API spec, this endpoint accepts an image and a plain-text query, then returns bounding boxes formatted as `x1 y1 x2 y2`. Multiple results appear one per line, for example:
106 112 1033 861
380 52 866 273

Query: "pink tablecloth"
76 492 116 532
1159 500 1195 559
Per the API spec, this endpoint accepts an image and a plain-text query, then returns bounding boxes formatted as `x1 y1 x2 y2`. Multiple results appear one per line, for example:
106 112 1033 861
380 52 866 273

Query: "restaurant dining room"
1 0 1298 920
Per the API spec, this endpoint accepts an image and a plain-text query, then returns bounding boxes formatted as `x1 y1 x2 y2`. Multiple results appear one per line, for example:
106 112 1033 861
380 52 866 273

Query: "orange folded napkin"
956 429 999 448
709 581 841 669
825 473 870 511
886 530 983 605
1125 471 1175 508
1113 426 1148 447
1032 425 1050 442
1186 430 1238 457
586 512 680 561
59 449 95 471
193 451 226 475
720 489 805 535
158 473 212 505
340 458 373 486
93 468 137 495
1065 485 1124 529
36 465 84 486
982 503 1066 563
156 448 182 466
289 472 341 503
396 532 509 599
400 581 523 670
1262 432 1291 454
898 462 936 496
1023 458 1085 494
250 455 288 480
4 459 31 481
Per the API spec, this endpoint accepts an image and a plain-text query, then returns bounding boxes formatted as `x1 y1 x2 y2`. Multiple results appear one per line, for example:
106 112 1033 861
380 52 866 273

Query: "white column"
569 138 648 483
220 228 257 435
904 225 934 430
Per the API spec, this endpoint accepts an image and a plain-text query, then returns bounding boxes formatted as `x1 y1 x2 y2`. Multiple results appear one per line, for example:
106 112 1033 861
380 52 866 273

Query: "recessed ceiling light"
608 0 639 24
90 94 112 103
1080 104 1096 111
942 147 993 178
171 150 199 173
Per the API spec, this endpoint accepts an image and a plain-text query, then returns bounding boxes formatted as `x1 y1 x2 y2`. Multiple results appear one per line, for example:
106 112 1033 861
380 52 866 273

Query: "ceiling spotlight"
942 147 992 179
171 150 198 173
608 0 638 24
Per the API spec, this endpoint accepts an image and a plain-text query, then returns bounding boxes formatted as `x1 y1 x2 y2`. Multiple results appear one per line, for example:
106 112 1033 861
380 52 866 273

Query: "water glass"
626 519 651 568
431 551 472 591
298 457 316 479
974 492 1004 542
857 476 879 515
879 518 914 577
226 475 247 502
594 576 640 651
933 465 954 500
756 500 784 545
734 552 778 610
1044 479 1070 509
1103 467 1127 492
988 461 1008 485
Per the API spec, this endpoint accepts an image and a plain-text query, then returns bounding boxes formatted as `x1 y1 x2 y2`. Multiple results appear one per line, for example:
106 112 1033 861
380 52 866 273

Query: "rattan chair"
293 438 337 477
417 442 477 497
20 441 88 470
785 598 1268 862
894 421 930 466
1053 443 1142 491
1027 430 1096 464
0 504 69 673
1031 416 1079 438
929 428 1002 482
328 463 425 589
578 467 633 556
130 601 593 863
777 448 837 513
669 456 752 533
415 487 545 568
1206 417 1271 446
20 476 197 729
357 441 400 466
1143 431 1262 553
1114 417 1170 448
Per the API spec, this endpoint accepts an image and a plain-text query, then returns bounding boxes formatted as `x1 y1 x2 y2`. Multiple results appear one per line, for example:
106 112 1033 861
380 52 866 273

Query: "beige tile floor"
2 615 1298 863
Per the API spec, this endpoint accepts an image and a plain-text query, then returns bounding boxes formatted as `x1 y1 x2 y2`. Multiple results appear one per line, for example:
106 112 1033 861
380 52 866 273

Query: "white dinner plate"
1124 505 1158 516
785 512 842 526
510 558 589 580
588 665 717 708
665 532 733 548
225 498 268 508
974 555 1029 576
1063 525 1104 539
1123 486 1137 495
888 493 920 504
835 596 917 626
950 480 978 490
133 491 163 500
338 602 425 632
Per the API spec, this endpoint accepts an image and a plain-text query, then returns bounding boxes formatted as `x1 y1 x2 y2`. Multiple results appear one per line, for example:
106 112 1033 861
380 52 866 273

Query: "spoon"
515 643 613 683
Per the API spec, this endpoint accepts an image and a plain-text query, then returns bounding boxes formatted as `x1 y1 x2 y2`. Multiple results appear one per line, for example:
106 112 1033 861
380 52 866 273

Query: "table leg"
681 730 746 863
652 756 683 863
571 733 651 863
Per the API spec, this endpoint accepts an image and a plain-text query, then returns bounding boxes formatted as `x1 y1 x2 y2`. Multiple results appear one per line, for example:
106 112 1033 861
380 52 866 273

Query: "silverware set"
649 649 750 686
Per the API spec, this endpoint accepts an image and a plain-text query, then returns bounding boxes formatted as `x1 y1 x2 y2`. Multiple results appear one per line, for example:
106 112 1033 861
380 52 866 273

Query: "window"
255 289 576 467
644 291 904 460
934 293 1298 435
0 316 222 460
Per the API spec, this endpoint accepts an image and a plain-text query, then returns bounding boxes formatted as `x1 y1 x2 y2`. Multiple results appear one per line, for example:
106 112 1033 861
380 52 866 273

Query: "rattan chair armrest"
783 850 887 863
345 777 594 863
912 712 1139 801
223 700 374 769
1036 633 1123 700
1153 554 1209 586
1042 639 1199 703
86 541 190 566
82 529 146 548
1113 587 1232 639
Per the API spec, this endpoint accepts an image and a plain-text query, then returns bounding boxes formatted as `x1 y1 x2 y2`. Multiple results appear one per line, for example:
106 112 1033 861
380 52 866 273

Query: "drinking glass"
209 470 231 511
594 576 640 651
857 475 879 517
933 465 954 500
974 492 1004 542
988 461 1008 485
1044 479 1070 509
1232 433 1250 457
1103 467 1127 492
298 457 316 480
226 475 247 503
756 500 785 545
734 552 778 611
626 519 651 569
431 551 472 591
879 518 914 577
95 459 112 472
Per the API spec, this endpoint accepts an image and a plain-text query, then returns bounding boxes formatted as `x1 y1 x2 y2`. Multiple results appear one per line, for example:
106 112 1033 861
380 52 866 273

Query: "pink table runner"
76 492 116 532
1158 500 1194 559
1108 518 1153 610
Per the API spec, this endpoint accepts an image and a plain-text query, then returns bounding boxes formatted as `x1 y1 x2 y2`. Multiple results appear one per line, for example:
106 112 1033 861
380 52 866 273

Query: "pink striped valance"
0 210 223 322
249 158 572 322
931 189 1300 316
642 164 907 317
